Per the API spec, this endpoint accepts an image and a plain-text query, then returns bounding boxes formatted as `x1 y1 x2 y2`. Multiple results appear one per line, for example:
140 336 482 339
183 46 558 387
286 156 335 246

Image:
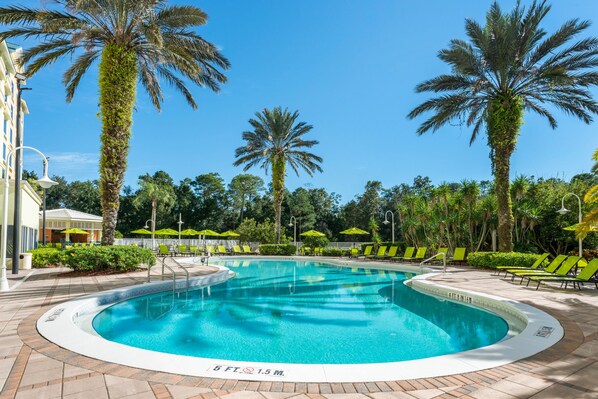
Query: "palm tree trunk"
272 156 286 243
487 94 523 252
99 44 137 245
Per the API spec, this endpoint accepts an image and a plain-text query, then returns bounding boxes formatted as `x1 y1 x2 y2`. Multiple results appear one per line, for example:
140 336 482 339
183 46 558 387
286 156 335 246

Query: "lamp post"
383 210 395 243
289 216 297 255
144 217 155 250
1 146 56 291
558 193 583 257
177 213 183 242
11 74 32 274
42 157 50 246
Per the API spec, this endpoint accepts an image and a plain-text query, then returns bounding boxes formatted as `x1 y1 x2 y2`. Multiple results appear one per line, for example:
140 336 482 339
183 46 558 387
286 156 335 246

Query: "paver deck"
0 261 596 398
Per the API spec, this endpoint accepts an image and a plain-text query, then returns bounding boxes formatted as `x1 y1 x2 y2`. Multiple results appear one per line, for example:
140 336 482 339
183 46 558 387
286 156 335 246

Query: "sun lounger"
383 246 399 259
360 245 373 258
529 258 598 290
448 247 466 265
243 245 257 255
494 253 550 276
393 247 415 262
368 246 387 259
232 245 243 255
505 254 566 281
514 256 580 285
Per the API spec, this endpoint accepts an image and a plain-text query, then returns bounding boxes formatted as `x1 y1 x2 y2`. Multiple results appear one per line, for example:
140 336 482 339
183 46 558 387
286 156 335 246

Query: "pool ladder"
419 252 447 274
146 256 190 293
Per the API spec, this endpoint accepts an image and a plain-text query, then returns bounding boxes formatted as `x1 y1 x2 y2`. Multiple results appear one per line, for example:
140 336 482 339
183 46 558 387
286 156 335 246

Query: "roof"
40 208 103 222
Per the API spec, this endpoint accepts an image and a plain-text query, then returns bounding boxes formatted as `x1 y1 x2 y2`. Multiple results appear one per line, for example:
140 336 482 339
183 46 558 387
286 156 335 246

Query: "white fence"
114 238 362 250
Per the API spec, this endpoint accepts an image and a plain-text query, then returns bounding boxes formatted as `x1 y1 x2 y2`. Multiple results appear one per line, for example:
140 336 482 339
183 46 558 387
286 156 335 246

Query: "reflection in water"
93 260 508 364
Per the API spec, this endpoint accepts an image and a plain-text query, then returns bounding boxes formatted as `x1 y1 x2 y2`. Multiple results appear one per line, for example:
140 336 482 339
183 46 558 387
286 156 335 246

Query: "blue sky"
19 0 598 203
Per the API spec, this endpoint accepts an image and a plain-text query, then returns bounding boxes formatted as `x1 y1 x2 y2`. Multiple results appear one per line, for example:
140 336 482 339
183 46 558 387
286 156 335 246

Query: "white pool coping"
37 257 563 383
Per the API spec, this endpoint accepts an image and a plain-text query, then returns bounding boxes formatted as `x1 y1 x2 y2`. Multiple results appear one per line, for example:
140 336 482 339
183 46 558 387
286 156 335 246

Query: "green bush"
321 247 346 257
301 236 329 249
28 248 65 268
60 246 154 272
467 252 546 269
257 244 296 256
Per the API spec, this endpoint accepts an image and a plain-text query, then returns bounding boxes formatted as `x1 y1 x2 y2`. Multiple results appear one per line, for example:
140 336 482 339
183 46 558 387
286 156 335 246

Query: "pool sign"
210 364 286 377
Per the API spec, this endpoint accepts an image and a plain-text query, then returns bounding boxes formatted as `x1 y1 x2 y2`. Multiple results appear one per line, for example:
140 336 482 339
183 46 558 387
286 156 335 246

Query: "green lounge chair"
361 245 373 258
232 245 243 255
243 245 256 255
190 245 198 255
206 245 215 255
413 247 428 262
349 247 360 258
448 248 467 265
393 246 415 262
506 254 567 281
314 247 323 256
368 246 387 259
434 247 449 264
494 253 550 276
177 244 189 255
158 244 170 256
514 255 579 285
383 246 399 259
217 245 229 255
529 258 598 290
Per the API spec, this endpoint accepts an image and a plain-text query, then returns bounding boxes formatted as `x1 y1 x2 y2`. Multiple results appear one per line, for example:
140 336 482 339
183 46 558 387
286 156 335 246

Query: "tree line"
30 169 598 255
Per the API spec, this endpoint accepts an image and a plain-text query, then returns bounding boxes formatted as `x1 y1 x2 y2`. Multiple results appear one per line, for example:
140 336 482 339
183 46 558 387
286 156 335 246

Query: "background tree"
0 1 229 244
408 0 598 251
191 173 229 230
228 174 264 226
133 172 176 232
234 107 323 243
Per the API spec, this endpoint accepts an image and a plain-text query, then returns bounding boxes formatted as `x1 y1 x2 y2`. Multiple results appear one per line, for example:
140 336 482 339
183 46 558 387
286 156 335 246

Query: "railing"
146 257 176 296
419 252 447 274
171 258 190 291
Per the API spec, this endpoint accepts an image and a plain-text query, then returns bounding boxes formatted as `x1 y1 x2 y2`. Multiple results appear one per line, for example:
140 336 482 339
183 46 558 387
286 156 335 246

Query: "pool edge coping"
35 257 564 383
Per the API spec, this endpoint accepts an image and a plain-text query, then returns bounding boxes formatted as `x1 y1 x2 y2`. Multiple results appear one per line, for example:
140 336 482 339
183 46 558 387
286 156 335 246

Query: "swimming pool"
92 259 508 364
37 258 563 382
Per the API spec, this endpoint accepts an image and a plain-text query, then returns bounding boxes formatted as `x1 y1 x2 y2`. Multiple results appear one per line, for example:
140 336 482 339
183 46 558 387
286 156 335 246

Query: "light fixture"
382 219 390 225
37 173 58 189
557 206 570 215
144 225 149 229
15 73 27 81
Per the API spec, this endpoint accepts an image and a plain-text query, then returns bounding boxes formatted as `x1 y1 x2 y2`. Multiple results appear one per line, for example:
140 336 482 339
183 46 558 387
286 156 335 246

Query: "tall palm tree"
0 0 229 244
234 107 323 243
408 1 598 251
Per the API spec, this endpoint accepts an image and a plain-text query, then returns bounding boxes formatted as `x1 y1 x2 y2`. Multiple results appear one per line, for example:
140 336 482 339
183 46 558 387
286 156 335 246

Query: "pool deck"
0 262 597 399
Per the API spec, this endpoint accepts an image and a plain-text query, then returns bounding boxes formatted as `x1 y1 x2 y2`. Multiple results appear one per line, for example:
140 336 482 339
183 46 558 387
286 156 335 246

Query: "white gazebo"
39 208 102 243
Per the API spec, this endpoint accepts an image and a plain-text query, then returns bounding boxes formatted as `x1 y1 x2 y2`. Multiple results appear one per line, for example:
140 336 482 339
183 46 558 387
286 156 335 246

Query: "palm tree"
233 107 323 243
0 1 229 245
133 173 176 237
408 1 598 252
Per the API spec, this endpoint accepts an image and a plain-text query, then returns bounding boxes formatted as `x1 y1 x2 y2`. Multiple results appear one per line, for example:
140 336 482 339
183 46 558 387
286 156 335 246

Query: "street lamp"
177 213 183 242
289 216 297 255
11 74 32 274
1 146 56 291
383 210 395 243
144 217 155 250
41 157 51 246
558 193 583 257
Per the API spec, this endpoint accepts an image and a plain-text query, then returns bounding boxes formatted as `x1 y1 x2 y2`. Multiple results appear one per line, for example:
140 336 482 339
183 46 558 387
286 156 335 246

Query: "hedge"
467 252 546 269
29 247 64 268
321 247 347 257
257 244 297 256
28 246 153 272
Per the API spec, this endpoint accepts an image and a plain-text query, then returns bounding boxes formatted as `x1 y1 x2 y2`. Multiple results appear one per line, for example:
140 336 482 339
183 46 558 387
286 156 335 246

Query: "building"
39 209 102 243
0 40 42 255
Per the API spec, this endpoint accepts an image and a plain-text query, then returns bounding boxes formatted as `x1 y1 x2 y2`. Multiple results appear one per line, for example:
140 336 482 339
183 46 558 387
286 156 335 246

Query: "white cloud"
23 152 99 181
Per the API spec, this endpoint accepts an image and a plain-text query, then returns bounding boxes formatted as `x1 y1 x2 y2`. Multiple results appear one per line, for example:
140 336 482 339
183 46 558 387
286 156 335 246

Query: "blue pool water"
92 260 509 364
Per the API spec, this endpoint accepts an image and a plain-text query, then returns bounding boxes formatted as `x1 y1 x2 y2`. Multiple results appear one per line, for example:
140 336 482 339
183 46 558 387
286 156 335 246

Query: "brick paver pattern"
0 260 596 398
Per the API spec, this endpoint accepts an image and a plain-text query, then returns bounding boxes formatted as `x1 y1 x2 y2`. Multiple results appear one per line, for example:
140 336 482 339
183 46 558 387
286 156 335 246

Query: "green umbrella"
196 229 221 236
153 228 179 236
300 229 326 237
180 228 201 236
339 227 369 235
220 230 240 237
131 228 152 235
61 228 89 235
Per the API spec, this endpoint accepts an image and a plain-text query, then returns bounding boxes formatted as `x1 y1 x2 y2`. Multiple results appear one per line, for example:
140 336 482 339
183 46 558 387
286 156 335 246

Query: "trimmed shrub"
61 246 154 272
29 248 65 268
467 252 546 269
257 244 297 256
321 247 346 257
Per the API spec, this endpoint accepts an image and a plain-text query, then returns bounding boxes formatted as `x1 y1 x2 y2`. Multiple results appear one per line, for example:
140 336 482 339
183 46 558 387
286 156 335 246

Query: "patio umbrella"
339 227 369 248
563 223 598 232
180 228 201 236
300 230 326 237
196 229 221 249
131 228 152 235
153 228 179 236
220 230 240 237
60 228 89 235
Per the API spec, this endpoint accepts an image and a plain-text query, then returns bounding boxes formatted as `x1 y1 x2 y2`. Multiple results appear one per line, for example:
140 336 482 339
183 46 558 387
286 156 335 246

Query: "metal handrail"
419 252 447 273
146 257 176 295
171 258 190 290
146 254 157 283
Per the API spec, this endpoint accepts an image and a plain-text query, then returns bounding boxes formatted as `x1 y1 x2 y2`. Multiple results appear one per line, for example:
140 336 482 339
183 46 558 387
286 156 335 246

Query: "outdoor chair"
314 247 323 256
448 247 467 265
493 253 550 276
189 245 198 255
349 247 360 258
383 246 399 259
368 245 387 259
217 245 229 255
504 255 567 281
177 245 190 256
393 246 415 262
359 245 373 258
232 245 243 255
158 244 171 257
528 258 598 290
243 245 257 255
512 255 578 285
206 245 215 255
